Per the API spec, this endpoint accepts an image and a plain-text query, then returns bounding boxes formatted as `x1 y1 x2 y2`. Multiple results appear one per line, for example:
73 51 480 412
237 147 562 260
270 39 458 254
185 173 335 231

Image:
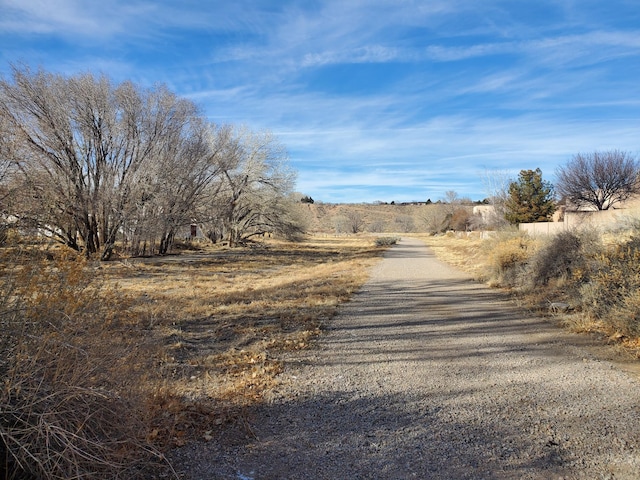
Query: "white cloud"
301 45 402 67
2 0 640 203
0 0 155 38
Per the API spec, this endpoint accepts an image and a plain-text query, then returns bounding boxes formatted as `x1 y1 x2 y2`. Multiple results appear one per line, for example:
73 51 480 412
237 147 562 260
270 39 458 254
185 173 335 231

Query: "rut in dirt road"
177 237 640 480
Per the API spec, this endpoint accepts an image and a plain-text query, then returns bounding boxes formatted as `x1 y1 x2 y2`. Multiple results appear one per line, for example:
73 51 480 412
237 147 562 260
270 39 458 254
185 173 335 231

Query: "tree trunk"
159 229 175 255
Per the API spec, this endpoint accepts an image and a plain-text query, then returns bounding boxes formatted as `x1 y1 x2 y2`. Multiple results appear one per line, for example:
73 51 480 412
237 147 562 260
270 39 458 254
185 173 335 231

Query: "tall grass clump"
0 246 170 479
485 230 536 287
581 236 640 336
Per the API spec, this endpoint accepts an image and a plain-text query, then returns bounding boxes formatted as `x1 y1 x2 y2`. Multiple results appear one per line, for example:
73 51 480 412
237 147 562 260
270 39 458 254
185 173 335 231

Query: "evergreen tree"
505 168 556 224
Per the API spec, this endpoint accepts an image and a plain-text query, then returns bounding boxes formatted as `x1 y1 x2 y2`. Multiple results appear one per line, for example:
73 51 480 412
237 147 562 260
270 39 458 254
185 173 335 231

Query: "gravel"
171 237 640 479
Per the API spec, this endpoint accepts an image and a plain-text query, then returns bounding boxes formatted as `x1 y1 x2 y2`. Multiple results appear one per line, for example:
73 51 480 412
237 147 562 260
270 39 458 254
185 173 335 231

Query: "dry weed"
0 235 386 475
0 247 171 479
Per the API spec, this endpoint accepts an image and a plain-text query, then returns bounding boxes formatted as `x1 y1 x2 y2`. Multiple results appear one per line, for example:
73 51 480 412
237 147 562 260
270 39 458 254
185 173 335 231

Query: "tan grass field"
0 233 390 476
412 232 488 280
97 235 387 443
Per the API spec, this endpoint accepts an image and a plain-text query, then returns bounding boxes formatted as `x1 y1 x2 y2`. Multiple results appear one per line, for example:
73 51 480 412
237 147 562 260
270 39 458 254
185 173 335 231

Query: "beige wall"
520 199 640 236
519 222 567 236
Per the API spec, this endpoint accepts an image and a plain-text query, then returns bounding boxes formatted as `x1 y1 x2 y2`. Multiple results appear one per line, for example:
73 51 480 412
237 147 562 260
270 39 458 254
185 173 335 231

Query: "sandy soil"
171 237 640 479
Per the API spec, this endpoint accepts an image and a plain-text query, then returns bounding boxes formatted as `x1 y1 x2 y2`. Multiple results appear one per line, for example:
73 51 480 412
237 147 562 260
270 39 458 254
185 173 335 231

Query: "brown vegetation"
119 236 382 411
300 202 479 234
0 234 385 478
0 247 167 479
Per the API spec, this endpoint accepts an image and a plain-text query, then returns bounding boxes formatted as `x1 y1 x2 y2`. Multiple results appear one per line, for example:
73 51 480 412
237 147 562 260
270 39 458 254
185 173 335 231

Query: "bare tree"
128 123 235 255
0 66 306 256
556 150 640 210
0 112 19 244
206 127 302 246
344 209 366 234
333 215 348 234
480 168 512 227
420 204 448 234
444 190 459 205
0 112 18 210
367 218 387 233
394 214 415 233
0 66 210 259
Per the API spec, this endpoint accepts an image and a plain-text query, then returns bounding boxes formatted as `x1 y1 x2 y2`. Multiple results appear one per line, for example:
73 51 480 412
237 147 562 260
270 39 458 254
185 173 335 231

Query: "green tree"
505 168 556 224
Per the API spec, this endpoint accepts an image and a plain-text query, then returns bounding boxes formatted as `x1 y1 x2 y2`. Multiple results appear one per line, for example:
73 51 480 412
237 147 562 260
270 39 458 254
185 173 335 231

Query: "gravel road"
174 237 640 479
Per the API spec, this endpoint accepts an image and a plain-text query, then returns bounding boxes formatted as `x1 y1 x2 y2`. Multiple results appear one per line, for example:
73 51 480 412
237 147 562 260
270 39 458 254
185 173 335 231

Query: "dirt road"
176 237 640 479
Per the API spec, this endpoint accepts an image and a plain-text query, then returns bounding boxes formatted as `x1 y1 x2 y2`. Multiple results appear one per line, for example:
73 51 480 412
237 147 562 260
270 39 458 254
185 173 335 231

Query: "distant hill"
299 202 476 234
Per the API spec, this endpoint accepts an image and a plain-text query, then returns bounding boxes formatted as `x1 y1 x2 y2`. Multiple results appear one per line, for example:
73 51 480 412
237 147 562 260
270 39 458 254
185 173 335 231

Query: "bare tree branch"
556 150 640 210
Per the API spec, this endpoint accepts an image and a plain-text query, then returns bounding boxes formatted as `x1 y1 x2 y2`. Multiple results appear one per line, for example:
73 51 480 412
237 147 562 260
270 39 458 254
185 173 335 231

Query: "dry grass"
1 234 386 476
0 247 171 479
101 235 385 441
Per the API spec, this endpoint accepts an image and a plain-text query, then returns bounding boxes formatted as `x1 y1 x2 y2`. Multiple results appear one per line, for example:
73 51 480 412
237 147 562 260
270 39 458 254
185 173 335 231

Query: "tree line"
0 66 305 259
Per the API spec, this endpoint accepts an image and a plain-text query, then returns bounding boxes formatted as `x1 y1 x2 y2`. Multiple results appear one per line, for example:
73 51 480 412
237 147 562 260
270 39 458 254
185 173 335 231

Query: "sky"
1 0 640 203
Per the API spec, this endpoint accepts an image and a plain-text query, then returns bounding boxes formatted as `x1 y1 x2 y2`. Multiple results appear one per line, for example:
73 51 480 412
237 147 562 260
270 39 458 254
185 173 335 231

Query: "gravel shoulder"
173 237 640 479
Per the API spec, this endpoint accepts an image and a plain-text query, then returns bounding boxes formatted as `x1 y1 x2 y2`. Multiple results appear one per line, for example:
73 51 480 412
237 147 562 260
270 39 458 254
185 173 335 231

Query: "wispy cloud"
0 0 154 38
424 42 516 62
301 45 403 67
1 0 640 202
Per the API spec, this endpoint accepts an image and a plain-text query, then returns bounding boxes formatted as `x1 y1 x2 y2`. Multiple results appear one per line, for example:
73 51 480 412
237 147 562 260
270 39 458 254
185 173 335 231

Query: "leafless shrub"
526 229 600 289
394 214 415 233
367 219 387 233
0 247 173 479
374 237 399 247
420 205 449 234
334 209 365 234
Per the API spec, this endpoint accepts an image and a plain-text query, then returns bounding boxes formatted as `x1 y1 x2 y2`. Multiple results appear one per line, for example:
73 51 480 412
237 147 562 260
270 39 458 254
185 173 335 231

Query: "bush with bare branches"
0 247 172 479
526 230 599 288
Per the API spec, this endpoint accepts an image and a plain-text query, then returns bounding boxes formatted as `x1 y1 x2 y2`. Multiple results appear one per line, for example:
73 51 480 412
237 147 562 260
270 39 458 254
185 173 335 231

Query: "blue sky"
1 1 640 203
